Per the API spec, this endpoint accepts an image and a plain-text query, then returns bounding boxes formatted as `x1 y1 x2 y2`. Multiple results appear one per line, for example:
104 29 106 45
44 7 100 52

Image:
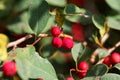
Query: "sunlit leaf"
15 46 58 80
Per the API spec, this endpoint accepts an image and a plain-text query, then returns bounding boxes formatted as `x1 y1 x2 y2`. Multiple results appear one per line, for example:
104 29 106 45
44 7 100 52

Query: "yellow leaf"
99 21 110 38
0 47 8 61
94 35 104 48
0 33 8 46
55 9 65 27
0 33 8 61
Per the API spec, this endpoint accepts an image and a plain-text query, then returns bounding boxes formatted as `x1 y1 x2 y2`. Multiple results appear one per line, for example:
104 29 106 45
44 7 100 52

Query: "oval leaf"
28 0 51 35
101 73 120 80
71 43 84 62
97 48 109 59
45 0 66 7
83 77 98 80
114 63 120 70
107 17 120 30
106 0 120 12
15 46 58 80
92 15 105 29
86 64 108 77
64 4 91 24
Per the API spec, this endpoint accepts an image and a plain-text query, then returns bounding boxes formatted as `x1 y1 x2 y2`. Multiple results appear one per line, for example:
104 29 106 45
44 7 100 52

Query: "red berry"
38 78 43 80
67 0 85 7
2 61 17 77
62 38 74 50
103 56 112 67
51 26 61 37
72 23 85 42
78 72 86 79
111 52 120 64
66 77 74 80
78 61 89 71
52 37 62 48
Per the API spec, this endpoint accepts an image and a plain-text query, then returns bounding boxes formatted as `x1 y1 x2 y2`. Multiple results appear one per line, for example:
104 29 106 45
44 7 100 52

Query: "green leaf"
107 17 120 30
14 46 58 80
71 43 84 62
45 0 66 7
114 63 120 70
92 15 109 37
83 77 98 80
0 71 3 77
97 48 109 59
92 15 105 29
8 11 34 34
86 64 108 77
28 0 51 35
64 4 91 24
79 47 94 61
106 0 120 12
13 0 53 35
101 73 120 80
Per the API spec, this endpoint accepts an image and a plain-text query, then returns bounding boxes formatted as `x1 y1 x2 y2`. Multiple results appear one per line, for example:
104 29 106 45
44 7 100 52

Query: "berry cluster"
51 26 74 50
103 52 120 67
78 61 89 79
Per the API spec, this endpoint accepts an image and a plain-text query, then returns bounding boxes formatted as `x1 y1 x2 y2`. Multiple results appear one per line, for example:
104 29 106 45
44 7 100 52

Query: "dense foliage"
0 0 120 80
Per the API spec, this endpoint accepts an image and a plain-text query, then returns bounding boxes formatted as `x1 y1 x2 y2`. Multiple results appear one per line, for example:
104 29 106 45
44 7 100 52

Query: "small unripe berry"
52 37 62 48
103 56 112 67
2 61 17 77
111 52 120 64
66 77 74 80
78 72 86 79
51 26 61 37
72 23 85 42
62 38 74 50
78 61 89 71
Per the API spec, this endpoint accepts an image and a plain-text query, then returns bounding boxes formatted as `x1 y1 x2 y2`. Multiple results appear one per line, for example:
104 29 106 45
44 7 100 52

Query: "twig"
70 68 76 79
108 41 120 53
64 13 90 18
7 34 33 48
101 33 109 45
31 37 42 46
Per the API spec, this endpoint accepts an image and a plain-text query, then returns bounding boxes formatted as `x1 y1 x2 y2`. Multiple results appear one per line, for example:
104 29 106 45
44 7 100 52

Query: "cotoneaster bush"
0 0 120 80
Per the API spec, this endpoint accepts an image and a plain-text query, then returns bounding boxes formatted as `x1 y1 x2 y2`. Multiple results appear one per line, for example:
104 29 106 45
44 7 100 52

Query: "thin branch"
108 41 120 53
70 68 76 79
64 13 90 18
7 34 33 48
101 33 109 45
31 37 42 46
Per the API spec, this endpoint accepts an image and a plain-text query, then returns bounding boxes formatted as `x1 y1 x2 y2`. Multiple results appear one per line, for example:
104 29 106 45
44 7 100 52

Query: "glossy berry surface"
51 26 61 37
72 23 85 42
111 52 120 64
52 37 62 48
103 56 112 67
62 38 74 50
2 61 17 77
78 61 89 71
66 77 74 80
